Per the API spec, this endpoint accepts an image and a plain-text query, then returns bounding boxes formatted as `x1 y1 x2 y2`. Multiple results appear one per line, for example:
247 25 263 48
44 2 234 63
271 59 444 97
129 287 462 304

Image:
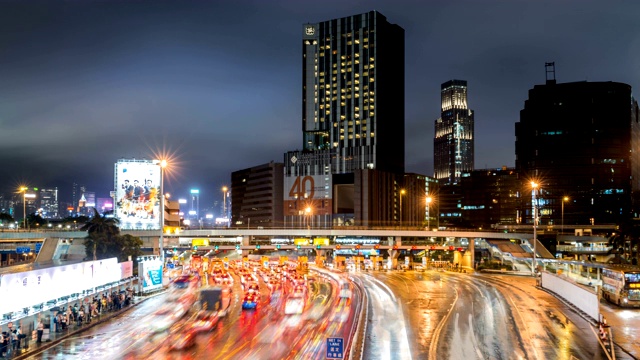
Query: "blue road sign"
16 247 31 254
326 337 344 359
35 243 42 252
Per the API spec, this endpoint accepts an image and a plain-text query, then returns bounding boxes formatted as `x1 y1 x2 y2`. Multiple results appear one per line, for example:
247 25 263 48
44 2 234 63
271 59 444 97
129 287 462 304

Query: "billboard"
115 160 161 230
139 258 163 293
284 175 332 216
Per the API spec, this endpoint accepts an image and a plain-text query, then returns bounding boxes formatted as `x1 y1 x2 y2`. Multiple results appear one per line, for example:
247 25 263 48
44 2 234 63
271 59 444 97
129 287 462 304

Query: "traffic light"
411 246 417 251
276 244 281 250
374 244 380 250
235 244 240 250
392 245 398 250
296 245 301 250
316 245 321 250
335 244 341 250
173 247 177 252
214 245 219 251
355 244 361 250
255 245 261 250
193 246 198 251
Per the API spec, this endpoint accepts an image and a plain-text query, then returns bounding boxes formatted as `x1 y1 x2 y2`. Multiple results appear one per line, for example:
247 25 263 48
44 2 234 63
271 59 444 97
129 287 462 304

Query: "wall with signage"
283 175 332 216
0 258 125 315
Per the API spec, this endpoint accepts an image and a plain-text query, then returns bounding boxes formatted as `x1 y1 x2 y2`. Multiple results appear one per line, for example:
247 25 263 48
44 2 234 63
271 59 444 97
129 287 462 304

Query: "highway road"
357 269 633 360
26 266 360 360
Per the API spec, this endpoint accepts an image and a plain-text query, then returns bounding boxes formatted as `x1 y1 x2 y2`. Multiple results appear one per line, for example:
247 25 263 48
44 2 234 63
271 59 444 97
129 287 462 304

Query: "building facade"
515 80 640 226
460 167 519 229
301 11 405 174
231 162 284 229
434 80 475 185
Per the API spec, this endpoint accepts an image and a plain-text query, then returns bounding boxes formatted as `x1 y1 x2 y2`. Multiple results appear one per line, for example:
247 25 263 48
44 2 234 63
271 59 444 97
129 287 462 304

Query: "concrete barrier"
541 271 599 321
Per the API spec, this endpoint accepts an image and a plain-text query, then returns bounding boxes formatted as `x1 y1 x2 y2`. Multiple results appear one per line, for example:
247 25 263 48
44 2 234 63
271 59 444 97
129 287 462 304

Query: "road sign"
35 243 42 252
16 247 31 254
326 337 344 359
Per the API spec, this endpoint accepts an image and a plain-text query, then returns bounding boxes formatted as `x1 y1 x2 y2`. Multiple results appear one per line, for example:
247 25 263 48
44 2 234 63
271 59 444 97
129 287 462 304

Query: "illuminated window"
355 39 360 44
369 57 374 62
370 132 374 137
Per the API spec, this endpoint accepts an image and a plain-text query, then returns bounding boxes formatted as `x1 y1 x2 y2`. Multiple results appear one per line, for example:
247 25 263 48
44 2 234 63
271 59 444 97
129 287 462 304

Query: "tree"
81 208 120 260
27 213 47 229
117 234 144 262
0 213 15 225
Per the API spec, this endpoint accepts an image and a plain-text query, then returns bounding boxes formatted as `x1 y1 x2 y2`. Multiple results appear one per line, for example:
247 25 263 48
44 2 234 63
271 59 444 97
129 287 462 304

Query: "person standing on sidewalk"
36 320 44 343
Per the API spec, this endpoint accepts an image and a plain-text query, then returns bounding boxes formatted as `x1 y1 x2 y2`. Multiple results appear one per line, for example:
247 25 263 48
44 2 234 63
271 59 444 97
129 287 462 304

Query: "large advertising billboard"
283 175 333 216
115 160 161 230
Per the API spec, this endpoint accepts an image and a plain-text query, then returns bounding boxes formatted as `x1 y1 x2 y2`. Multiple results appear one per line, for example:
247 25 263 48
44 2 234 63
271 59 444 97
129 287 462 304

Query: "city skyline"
0 1 638 206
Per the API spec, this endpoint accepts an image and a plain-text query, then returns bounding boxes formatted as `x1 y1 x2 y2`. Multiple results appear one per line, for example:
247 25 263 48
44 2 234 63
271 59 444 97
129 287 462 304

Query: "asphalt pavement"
10 291 165 360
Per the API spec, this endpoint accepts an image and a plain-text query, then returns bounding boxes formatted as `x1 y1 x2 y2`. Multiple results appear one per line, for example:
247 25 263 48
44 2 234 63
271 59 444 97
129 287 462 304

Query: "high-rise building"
301 10 405 174
515 74 639 226
283 11 405 228
434 80 475 185
39 188 59 219
460 167 519 229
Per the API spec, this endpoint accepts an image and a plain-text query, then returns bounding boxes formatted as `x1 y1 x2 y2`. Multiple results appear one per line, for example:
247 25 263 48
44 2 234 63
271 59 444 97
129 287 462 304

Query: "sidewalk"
10 291 164 360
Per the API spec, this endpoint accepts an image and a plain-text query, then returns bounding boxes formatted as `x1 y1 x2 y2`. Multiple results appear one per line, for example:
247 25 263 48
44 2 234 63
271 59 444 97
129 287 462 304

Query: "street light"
426 196 433 230
159 159 167 265
531 181 539 275
561 196 569 236
305 206 312 229
399 189 406 228
19 187 28 230
222 186 228 221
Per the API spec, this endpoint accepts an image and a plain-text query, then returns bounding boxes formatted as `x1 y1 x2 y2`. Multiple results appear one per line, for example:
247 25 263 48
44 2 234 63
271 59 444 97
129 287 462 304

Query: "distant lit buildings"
515 76 639 226
39 188 59 219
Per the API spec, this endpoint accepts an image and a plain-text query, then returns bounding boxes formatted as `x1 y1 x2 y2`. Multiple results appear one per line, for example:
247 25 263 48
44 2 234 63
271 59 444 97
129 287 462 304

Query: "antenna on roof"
545 62 556 85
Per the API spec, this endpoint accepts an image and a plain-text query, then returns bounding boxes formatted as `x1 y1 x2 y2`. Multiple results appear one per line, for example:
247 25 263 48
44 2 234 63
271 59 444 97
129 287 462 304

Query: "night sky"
1 0 638 207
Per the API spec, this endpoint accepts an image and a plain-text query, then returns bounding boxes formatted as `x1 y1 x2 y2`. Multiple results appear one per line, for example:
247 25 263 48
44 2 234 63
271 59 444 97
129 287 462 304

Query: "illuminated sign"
284 175 332 216
190 189 199 194
191 238 210 247
114 160 161 230
139 259 163 292
294 238 312 245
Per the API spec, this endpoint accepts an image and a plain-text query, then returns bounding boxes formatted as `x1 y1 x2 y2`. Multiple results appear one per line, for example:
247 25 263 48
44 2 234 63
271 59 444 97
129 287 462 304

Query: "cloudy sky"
1 0 638 207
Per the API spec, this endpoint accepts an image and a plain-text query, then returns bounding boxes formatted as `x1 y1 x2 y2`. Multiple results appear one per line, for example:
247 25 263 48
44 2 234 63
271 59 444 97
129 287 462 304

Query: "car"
172 274 197 289
245 282 260 294
242 294 258 310
169 329 197 350
189 311 218 333
215 273 234 286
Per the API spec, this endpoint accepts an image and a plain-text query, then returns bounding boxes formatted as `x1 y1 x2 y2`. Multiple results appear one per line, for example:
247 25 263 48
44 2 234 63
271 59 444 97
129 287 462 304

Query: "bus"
601 267 640 307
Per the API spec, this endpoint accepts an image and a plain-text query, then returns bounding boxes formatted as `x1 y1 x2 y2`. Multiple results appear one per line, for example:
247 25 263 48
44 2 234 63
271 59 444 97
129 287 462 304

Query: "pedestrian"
0 332 5 357
36 320 44 343
11 328 18 352
61 313 67 331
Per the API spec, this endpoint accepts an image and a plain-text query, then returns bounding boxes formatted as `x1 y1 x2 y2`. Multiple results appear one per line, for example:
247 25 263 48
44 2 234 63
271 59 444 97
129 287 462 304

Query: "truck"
198 286 224 315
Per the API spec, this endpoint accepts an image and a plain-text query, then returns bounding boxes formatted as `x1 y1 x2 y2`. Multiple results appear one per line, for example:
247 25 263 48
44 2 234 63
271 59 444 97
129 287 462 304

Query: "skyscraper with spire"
434 80 475 185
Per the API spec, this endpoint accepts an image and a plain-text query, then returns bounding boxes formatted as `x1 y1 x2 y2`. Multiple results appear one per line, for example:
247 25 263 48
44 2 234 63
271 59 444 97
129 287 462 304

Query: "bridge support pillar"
387 249 400 270
242 236 251 246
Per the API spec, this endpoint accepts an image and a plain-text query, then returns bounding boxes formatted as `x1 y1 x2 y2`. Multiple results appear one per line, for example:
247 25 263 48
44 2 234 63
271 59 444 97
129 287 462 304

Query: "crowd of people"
0 289 134 358
52 290 134 334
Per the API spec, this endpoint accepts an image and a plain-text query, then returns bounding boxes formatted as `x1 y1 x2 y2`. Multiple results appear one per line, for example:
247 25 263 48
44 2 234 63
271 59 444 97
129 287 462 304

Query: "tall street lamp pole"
426 196 432 230
159 159 167 265
561 196 569 236
531 181 539 275
20 187 28 231
222 186 228 223
399 189 406 228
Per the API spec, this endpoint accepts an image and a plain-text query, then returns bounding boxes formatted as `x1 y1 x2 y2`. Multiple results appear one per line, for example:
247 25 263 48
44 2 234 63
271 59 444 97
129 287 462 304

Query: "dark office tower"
434 80 475 185
231 162 284 229
516 79 640 226
302 11 405 174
